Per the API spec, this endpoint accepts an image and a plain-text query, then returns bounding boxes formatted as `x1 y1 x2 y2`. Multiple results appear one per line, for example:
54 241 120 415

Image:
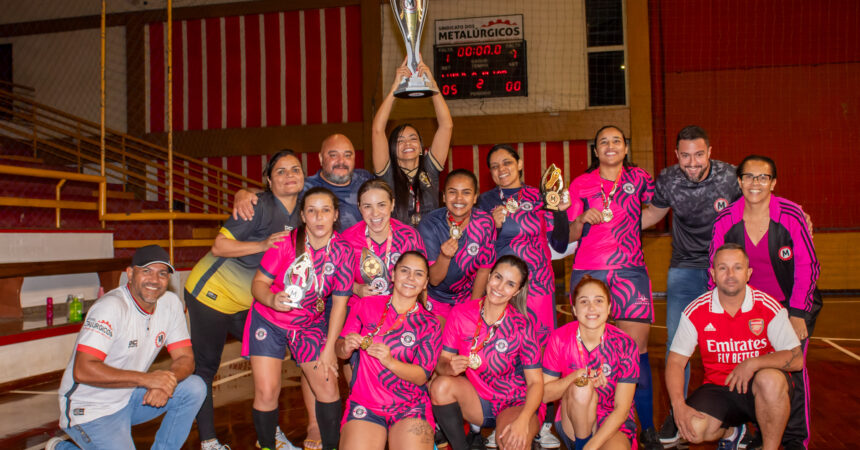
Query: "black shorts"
687 371 794 428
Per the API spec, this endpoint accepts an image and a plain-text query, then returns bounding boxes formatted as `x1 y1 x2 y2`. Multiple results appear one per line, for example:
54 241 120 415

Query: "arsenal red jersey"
670 286 799 386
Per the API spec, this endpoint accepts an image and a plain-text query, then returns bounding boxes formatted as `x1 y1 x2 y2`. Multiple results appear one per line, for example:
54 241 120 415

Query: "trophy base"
393 87 437 99
393 74 439 99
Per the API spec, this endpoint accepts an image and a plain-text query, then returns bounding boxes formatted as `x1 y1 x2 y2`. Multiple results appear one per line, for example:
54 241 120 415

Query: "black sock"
544 402 556 424
252 408 278 449
433 403 468 450
316 400 342 450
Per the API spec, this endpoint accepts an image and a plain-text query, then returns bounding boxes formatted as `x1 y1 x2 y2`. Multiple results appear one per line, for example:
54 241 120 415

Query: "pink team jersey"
670 286 800 386
441 299 541 405
341 219 426 304
567 167 655 269
542 322 639 438
256 230 354 329
340 295 441 414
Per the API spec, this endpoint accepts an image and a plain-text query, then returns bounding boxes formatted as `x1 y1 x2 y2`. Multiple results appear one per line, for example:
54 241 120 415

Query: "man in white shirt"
48 245 205 449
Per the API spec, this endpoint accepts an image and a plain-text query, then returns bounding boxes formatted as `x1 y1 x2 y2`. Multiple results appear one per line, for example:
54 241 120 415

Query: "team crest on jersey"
494 339 509 353
390 252 402 265
778 246 793 261
425 301 433 311
420 172 432 187
155 331 166 347
352 405 368 419
521 202 534 211
601 363 612 376
714 198 729 212
467 243 480 256
622 183 635 194
324 262 335 275
401 331 417 347
255 328 267 340
748 318 765 336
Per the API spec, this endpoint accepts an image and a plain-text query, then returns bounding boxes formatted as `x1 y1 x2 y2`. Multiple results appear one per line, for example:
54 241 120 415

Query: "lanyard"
409 184 421 217
470 300 508 354
599 170 623 211
574 324 605 378
365 226 394 268
366 300 417 340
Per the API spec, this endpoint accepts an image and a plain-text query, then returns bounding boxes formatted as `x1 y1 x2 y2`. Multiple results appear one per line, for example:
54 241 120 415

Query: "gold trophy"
390 0 438 98
540 163 566 210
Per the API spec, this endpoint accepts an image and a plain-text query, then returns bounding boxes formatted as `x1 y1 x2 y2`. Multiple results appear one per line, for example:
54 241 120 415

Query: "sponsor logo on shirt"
704 323 716 332
623 183 635 194
83 318 113 339
206 291 218 301
778 246 793 261
494 339 509 353
324 262 335 276
636 294 649 305
521 202 534 211
401 331 417 347
714 198 729 212
467 243 480 256
748 318 764 336
73 408 85 415
352 405 368 419
255 328 267 341
128 339 138 348
706 337 769 364
155 331 166 348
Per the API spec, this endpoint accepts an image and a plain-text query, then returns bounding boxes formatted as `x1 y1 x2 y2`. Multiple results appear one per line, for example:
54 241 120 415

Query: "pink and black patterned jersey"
671 286 800 387
567 167 655 269
256 230 354 329
342 218 426 300
477 186 554 297
441 299 541 405
542 323 639 438
418 207 496 306
341 295 441 413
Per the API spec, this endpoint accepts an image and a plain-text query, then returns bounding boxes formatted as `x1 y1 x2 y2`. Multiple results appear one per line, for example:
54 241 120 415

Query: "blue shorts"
570 267 653 323
342 398 434 429
478 396 544 428
554 421 633 449
245 307 326 364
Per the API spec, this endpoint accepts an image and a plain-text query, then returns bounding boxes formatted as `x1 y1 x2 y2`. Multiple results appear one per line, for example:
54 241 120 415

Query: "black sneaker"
466 430 487 450
740 424 762 449
639 427 662 450
658 411 680 446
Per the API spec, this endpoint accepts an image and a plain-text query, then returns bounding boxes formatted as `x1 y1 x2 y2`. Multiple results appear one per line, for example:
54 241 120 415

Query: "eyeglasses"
740 173 774 184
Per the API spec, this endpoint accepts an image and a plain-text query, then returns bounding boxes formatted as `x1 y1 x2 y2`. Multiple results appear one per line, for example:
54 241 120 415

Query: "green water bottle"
69 294 83 323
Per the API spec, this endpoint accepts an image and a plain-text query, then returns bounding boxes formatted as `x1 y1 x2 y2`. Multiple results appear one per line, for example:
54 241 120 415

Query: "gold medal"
361 256 382 278
602 207 613 223
450 224 461 240
411 214 421 225
315 298 325 313
468 352 482 370
360 335 373 350
505 197 519 214
573 375 589 387
546 191 560 209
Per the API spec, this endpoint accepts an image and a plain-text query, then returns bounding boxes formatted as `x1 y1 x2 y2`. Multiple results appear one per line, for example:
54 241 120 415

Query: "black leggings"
185 290 249 441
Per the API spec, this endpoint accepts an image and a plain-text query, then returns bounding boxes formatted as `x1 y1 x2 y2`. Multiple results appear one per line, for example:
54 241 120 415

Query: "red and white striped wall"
144 6 363 133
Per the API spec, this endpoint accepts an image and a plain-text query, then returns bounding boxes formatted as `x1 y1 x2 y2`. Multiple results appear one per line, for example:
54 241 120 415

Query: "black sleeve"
548 209 570 253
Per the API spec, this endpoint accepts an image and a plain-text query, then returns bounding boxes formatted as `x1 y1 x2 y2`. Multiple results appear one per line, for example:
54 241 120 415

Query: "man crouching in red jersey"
666 243 803 450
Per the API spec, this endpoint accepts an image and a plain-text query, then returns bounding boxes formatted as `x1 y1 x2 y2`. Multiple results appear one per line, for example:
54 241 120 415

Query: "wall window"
585 0 626 106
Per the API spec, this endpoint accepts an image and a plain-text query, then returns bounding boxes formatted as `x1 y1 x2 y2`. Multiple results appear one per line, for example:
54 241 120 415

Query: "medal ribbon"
363 300 417 343
574 323 606 379
447 211 468 235
497 186 523 208
304 233 333 299
598 169 624 212
470 299 508 354
409 183 421 220
365 226 394 268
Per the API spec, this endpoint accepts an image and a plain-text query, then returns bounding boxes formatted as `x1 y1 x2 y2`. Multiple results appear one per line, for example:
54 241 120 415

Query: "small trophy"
360 248 390 293
540 164 566 210
390 0 438 98
281 253 316 309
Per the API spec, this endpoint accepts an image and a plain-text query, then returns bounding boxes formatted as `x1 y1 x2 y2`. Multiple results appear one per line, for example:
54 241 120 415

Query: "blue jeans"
665 267 709 396
58 375 206 449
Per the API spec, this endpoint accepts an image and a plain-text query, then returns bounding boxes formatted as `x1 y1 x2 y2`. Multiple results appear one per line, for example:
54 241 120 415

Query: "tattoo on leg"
406 419 434 442
781 346 802 371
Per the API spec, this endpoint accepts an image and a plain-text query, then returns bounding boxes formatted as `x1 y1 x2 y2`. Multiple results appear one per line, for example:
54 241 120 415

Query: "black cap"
132 245 175 273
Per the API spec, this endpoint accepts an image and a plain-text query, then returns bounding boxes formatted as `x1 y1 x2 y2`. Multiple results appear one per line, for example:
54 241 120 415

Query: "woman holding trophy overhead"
247 187 355 450
336 251 441 450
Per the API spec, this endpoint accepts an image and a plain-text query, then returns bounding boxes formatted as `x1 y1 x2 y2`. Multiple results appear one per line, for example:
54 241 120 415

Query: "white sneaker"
255 426 301 450
45 437 67 450
536 422 561 448
201 439 231 450
486 429 497 448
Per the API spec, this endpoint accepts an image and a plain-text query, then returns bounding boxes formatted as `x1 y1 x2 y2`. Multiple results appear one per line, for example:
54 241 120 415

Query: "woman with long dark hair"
247 187 354 450
372 57 453 226
184 150 303 450
430 255 544 450
543 275 639 450
566 125 660 448
336 251 441 450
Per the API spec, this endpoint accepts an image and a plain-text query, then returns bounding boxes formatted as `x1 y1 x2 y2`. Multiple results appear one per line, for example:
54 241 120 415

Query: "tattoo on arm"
781 347 802 370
